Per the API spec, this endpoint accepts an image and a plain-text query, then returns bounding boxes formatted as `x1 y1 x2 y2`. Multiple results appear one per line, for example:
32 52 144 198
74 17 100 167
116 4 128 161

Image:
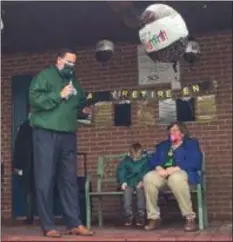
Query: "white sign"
137 45 180 86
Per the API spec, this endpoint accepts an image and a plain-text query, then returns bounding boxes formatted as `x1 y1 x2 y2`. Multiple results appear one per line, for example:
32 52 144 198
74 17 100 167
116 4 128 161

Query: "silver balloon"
95 40 115 63
139 4 189 63
183 38 201 64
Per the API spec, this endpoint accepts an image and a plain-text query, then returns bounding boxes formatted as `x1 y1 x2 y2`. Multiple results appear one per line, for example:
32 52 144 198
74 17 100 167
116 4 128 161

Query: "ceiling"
1 1 232 54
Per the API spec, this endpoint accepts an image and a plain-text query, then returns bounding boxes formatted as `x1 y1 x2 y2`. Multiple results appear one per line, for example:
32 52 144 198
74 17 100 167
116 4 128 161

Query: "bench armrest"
198 170 205 176
85 174 102 193
85 174 92 193
197 170 207 187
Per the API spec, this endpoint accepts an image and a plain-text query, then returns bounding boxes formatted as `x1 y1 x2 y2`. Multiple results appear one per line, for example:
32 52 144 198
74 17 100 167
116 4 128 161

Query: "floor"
2 221 232 241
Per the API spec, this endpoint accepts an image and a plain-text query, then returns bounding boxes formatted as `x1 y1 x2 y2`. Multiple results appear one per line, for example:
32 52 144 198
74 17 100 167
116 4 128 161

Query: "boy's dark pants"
33 127 82 232
123 187 145 217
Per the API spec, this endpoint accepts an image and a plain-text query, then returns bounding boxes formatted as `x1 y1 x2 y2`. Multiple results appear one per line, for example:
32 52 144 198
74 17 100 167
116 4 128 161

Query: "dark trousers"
25 191 35 223
25 169 36 224
33 127 82 231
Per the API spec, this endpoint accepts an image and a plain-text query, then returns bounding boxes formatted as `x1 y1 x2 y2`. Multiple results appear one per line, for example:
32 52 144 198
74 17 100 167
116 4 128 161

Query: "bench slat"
89 191 124 196
161 189 197 194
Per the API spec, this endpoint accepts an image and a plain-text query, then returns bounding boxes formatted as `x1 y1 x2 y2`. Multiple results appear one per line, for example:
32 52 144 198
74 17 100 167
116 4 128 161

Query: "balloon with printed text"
139 4 189 63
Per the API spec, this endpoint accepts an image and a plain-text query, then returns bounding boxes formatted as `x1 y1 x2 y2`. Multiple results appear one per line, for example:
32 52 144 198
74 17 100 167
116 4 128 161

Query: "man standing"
29 49 94 238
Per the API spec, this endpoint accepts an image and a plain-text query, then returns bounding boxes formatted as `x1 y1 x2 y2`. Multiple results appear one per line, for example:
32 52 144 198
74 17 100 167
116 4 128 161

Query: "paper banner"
136 100 156 126
159 98 177 124
196 95 217 122
93 102 113 128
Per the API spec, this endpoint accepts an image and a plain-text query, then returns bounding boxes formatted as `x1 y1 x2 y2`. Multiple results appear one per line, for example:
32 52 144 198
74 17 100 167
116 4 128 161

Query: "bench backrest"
96 153 127 192
199 152 206 185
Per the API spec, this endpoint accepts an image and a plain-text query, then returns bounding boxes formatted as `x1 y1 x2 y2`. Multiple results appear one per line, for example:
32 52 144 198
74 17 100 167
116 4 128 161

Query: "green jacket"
116 155 150 188
29 66 86 132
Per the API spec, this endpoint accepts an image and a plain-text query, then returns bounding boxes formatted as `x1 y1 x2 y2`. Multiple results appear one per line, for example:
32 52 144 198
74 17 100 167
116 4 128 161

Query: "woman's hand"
166 166 180 175
156 166 168 178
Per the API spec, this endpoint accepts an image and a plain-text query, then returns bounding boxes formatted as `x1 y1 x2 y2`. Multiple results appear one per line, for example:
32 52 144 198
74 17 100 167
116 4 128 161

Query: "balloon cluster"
94 4 200 65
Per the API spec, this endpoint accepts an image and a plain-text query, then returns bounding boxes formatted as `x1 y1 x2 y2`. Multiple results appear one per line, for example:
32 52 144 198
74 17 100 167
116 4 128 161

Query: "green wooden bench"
85 152 208 230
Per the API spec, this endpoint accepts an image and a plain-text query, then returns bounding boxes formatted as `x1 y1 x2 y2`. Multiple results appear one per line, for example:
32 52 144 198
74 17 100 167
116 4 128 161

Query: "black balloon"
183 38 201 64
183 53 199 64
95 40 114 63
95 50 113 63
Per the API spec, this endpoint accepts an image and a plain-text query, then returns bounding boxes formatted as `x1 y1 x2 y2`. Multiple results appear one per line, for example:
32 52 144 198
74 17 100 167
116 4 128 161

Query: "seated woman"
143 121 202 232
116 143 150 227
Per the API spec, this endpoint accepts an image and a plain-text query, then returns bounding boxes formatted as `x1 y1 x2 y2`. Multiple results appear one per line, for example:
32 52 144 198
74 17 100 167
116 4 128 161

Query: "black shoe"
24 218 34 225
136 213 145 226
124 214 133 226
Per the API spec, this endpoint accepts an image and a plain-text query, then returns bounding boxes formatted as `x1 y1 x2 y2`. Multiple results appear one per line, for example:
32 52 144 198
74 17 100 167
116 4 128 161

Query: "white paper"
159 98 177 124
137 45 180 85
171 79 181 90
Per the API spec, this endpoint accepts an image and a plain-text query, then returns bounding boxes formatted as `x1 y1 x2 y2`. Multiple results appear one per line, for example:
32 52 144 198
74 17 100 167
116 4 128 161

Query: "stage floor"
2 222 232 241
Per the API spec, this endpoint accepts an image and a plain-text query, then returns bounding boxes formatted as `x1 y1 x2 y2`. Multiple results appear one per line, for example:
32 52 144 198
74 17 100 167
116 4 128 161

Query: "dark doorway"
11 75 33 218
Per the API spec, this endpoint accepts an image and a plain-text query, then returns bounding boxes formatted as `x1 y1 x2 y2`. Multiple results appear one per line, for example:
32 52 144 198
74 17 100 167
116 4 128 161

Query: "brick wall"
1 31 232 221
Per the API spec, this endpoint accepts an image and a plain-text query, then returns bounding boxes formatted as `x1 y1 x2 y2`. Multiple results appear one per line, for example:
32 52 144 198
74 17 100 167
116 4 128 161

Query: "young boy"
116 143 150 226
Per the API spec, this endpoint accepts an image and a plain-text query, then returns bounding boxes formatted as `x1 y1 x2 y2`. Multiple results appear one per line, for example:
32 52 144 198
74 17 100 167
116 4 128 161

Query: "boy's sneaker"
136 214 145 226
124 214 133 226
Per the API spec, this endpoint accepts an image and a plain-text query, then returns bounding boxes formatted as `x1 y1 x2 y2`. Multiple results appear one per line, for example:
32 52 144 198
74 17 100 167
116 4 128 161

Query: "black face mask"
59 63 75 78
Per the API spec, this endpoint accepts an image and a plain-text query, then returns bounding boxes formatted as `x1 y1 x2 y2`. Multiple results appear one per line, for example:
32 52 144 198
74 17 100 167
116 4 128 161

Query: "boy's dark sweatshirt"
116 154 150 188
